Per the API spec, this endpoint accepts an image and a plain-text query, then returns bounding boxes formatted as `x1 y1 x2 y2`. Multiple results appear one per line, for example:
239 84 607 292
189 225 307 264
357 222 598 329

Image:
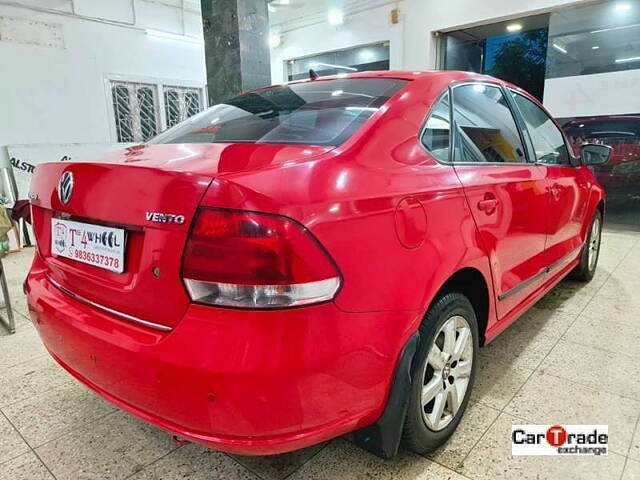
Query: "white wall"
0 0 205 154
270 2 405 83
544 69 640 118
269 0 590 82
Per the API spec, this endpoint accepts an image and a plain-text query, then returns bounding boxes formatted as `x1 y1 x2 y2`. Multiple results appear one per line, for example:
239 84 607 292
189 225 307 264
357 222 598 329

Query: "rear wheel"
571 209 602 282
402 292 479 453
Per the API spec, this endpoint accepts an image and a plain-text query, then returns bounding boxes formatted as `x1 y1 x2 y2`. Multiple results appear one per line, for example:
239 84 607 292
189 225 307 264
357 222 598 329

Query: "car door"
509 91 591 271
449 83 550 320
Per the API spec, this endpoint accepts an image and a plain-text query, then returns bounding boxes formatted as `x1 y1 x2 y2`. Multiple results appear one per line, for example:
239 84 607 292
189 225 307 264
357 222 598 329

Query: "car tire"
571 209 603 282
402 292 479 454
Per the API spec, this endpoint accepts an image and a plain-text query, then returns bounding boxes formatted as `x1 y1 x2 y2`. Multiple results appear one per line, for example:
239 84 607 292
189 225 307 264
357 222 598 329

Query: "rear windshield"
149 78 407 146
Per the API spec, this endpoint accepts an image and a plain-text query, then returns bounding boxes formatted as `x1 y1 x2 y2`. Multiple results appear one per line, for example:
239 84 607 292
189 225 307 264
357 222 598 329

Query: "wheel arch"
351 265 492 458
582 183 606 241
429 267 491 346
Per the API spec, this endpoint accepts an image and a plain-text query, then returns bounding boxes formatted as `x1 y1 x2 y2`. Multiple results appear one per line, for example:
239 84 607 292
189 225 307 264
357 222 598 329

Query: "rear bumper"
26 259 420 455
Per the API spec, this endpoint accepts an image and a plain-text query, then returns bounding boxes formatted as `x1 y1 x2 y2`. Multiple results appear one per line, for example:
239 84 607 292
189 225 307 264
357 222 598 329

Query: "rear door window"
452 84 528 164
149 78 408 146
511 92 570 165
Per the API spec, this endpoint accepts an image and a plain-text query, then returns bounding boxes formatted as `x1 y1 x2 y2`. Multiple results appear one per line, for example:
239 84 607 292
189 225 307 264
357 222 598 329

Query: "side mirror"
581 143 612 166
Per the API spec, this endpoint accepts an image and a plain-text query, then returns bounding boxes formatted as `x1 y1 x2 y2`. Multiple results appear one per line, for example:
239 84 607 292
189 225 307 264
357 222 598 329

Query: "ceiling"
268 0 397 30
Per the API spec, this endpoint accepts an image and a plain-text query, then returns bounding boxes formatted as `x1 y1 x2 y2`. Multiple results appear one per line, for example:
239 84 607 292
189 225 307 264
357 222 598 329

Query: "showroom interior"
0 0 639 479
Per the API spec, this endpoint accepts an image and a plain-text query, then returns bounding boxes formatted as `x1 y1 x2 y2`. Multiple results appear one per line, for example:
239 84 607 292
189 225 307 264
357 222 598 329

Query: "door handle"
477 197 499 214
550 183 561 200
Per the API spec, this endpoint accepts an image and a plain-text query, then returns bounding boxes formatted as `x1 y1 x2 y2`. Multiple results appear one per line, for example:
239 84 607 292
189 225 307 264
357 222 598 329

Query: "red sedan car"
26 71 610 458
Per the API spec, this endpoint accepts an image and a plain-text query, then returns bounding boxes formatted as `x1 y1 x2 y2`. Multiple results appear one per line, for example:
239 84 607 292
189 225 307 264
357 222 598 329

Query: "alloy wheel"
420 315 473 431
588 215 601 272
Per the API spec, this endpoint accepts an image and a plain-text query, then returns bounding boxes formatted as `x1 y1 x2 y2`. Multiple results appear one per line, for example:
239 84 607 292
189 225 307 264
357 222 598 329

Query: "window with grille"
164 86 203 129
110 81 204 143
111 81 160 143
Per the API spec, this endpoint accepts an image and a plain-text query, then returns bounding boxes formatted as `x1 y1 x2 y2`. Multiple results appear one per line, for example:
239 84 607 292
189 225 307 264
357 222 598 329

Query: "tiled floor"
1 230 639 480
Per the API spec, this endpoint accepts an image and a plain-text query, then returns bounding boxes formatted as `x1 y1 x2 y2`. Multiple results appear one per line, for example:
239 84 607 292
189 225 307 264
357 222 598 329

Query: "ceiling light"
552 43 567 54
615 2 632 12
358 48 376 62
359 49 375 61
268 4 276 13
615 55 640 63
592 45 600 50
506 23 522 32
312 62 357 71
268 33 281 48
328 8 344 25
590 22 640 34
279 0 290 4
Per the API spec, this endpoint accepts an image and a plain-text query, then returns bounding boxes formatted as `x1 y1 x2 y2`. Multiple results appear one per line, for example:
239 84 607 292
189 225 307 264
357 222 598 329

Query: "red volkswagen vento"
26 71 610 458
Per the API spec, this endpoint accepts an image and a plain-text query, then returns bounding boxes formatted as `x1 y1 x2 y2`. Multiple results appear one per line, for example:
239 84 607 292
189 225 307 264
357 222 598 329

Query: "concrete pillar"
200 0 271 105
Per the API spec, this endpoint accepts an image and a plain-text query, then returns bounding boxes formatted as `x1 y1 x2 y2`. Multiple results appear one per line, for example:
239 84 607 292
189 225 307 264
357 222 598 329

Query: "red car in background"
563 116 640 205
26 71 610 458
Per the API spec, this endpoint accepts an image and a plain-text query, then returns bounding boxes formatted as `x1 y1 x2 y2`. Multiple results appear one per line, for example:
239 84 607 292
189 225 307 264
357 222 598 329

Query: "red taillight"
182 208 340 308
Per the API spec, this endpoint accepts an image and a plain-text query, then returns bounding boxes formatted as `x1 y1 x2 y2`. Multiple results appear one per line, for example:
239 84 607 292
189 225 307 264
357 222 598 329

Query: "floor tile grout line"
455 237 635 472
419 401 503 470
0 373 76 410
280 440 334 480
628 411 640 456
29 409 121 451
224 441 337 480
222 449 277 480
526 369 640 404
454 399 512 469
454 408 534 472
0 378 77 411
556 335 640 363
0 440 31 468
0 351 50 373
121 444 183 480
0 408 58 479
1 404 120 452
620 411 640 480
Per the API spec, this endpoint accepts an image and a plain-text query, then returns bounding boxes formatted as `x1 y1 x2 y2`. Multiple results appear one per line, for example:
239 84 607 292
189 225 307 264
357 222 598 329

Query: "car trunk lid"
29 143 332 329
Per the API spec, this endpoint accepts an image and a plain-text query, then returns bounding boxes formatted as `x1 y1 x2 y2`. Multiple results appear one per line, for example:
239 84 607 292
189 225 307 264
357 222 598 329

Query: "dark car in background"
563 116 640 207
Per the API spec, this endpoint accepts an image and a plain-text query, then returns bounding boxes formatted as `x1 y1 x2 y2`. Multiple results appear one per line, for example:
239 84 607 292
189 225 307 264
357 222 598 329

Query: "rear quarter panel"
199 77 497 334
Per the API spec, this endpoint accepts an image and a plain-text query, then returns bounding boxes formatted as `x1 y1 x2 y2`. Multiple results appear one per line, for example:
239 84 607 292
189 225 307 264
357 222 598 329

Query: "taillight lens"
182 208 341 308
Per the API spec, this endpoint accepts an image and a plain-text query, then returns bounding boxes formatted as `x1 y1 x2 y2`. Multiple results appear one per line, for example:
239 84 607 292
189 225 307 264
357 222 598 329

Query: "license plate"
51 218 126 273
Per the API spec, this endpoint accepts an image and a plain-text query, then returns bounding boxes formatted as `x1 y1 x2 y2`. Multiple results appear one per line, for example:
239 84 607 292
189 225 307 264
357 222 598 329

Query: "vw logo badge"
58 171 74 205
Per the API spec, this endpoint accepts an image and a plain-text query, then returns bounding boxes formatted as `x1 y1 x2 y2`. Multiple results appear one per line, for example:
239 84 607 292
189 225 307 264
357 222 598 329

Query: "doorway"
438 14 550 101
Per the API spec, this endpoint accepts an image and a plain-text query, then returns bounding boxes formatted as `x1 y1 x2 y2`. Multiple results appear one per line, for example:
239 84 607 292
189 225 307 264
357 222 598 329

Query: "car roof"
280 70 526 93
